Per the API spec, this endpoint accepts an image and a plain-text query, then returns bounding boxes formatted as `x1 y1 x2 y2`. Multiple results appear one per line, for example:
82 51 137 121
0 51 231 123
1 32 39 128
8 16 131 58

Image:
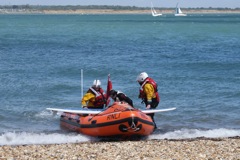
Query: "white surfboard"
46 108 102 114
141 107 176 114
46 107 176 115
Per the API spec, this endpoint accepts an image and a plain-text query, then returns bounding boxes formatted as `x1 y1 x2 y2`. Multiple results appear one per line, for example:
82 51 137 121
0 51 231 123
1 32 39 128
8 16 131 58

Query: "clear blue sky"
0 0 239 8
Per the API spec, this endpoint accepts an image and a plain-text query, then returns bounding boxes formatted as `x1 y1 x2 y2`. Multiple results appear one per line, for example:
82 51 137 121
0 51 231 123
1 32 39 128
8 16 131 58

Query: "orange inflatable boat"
60 102 155 137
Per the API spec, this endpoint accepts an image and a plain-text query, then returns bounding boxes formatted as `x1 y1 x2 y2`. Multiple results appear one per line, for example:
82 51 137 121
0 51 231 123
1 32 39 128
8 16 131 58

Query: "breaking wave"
1 128 239 146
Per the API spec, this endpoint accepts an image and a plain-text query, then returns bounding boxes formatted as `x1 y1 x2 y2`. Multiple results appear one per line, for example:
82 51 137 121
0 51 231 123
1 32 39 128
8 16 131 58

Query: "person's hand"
146 104 151 109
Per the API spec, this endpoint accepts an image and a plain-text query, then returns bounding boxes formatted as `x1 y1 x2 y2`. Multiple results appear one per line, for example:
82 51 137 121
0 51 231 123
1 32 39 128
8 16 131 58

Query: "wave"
0 132 90 146
1 128 239 146
149 128 240 140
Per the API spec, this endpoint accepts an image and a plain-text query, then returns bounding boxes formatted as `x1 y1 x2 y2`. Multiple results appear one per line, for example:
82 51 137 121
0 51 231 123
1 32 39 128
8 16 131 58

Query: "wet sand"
1 137 239 159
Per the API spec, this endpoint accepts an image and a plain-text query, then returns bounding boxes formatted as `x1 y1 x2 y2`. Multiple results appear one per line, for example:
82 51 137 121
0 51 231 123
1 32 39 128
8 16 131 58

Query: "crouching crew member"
109 89 133 107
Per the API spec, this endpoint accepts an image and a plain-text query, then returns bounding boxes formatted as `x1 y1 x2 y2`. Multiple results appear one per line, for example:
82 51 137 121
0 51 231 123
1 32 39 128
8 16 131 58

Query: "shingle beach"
1 137 239 160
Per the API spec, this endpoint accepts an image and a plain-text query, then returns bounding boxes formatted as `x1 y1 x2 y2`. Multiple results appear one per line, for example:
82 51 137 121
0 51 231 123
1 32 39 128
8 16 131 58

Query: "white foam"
1 128 239 146
148 128 240 140
34 110 61 119
0 132 90 146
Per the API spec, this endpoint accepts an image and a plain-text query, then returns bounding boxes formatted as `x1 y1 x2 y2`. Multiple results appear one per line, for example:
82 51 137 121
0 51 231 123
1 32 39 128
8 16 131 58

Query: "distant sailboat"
174 3 187 16
151 2 162 17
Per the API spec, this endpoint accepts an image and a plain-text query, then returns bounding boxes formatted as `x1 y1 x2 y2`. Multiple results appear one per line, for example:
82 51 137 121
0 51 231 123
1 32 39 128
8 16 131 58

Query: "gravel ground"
0 137 239 160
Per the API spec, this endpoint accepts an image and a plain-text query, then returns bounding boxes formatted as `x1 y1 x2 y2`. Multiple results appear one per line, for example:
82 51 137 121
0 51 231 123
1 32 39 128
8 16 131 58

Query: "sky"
0 0 239 9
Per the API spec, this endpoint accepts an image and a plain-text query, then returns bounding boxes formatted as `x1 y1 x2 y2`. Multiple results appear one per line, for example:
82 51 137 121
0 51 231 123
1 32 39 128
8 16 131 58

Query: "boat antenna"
81 69 83 99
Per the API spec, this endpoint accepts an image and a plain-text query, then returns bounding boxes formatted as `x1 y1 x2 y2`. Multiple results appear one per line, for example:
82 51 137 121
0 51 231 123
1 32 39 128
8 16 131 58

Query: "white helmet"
92 80 101 88
136 72 148 82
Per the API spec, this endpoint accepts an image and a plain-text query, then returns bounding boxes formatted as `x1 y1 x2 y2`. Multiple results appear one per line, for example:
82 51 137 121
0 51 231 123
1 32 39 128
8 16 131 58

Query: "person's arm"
125 97 133 107
81 92 95 107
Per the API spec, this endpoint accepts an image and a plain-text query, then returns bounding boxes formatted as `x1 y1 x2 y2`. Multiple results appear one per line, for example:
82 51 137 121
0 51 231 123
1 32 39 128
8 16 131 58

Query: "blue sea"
0 13 240 145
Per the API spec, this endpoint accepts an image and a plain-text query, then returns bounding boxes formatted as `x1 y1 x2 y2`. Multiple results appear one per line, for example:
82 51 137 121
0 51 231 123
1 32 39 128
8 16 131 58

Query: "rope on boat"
128 110 141 131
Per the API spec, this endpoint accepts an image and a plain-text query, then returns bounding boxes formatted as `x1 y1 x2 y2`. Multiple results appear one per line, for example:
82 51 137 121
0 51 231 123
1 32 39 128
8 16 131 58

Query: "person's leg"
150 99 159 129
147 113 157 129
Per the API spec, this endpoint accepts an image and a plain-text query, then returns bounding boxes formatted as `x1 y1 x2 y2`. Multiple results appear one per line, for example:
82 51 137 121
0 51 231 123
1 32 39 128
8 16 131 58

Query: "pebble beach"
1 137 239 160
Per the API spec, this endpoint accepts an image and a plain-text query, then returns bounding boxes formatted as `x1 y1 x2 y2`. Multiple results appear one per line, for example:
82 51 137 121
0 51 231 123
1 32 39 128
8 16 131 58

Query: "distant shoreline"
1 9 240 14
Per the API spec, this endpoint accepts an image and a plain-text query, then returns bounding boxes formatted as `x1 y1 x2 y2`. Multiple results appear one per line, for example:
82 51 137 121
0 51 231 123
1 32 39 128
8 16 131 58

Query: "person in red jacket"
136 72 160 129
81 80 106 109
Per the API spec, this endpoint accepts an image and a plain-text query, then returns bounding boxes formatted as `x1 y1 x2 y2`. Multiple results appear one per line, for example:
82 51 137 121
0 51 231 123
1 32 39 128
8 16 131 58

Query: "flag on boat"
106 74 112 106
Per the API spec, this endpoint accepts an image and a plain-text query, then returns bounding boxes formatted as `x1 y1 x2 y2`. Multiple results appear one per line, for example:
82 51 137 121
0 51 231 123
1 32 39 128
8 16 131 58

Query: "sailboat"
174 3 187 16
151 2 162 17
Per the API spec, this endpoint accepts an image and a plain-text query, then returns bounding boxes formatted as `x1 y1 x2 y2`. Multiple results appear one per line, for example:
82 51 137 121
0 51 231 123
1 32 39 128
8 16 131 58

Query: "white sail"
178 8 183 14
151 2 162 17
174 3 187 16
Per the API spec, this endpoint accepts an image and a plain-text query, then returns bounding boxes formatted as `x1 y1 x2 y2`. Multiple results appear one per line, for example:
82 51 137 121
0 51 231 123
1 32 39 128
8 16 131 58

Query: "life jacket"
139 77 160 102
89 87 106 107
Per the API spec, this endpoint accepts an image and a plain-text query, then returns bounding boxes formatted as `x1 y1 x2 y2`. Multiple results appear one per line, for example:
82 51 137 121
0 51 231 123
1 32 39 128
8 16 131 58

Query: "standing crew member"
81 80 106 109
136 72 160 129
109 89 133 107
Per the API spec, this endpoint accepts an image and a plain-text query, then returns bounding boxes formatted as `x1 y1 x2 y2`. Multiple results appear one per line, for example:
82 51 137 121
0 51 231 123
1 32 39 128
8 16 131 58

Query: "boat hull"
60 102 155 137
174 13 187 16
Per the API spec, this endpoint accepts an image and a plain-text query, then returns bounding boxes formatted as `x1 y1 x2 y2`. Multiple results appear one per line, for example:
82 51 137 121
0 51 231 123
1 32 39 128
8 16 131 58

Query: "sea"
0 13 240 146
